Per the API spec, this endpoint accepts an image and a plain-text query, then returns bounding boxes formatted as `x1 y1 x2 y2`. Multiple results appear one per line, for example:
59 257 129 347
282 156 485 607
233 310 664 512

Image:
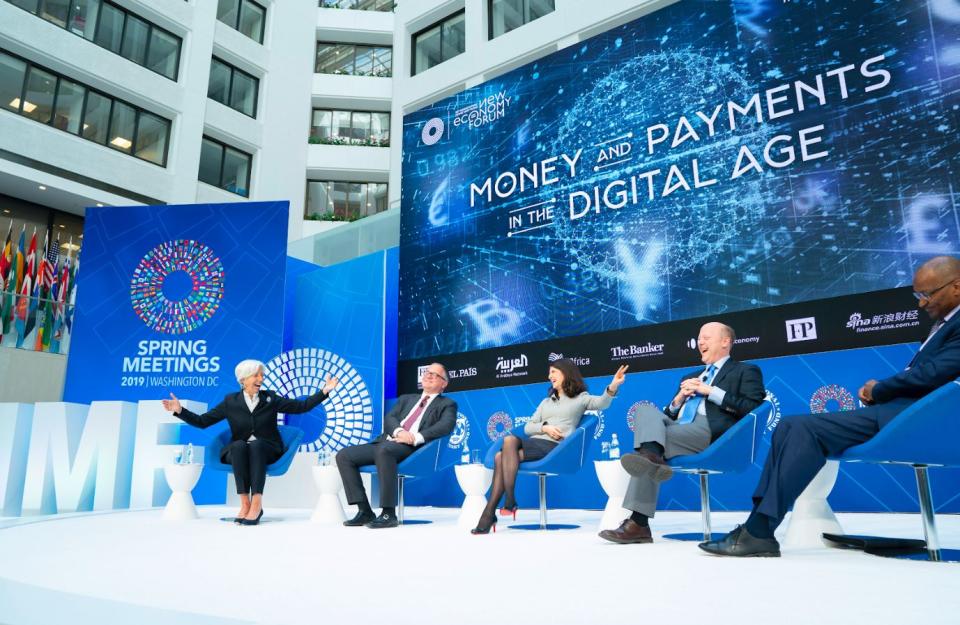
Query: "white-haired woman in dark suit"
162 359 338 525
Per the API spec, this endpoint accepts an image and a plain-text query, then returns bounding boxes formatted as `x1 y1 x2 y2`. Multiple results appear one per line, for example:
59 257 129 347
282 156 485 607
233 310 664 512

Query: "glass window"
94 2 125 53
207 59 231 106
107 100 135 153
372 46 391 76
315 43 342 74
311 110 332 140
120 15 150 66
238 1 265 43
371 112 389 145
441 13 466 61
146 29 179 80
52 78 85 134
230 70 257 117
199 138 223 187
8 0 39 12
221 146 250 196
371 182 388 212
67 0 100 40
216 0 239 26
22 66 56 123
39 0 70 27
413 12 461 75
413 24 442 75
0 53 28 115
134 112 168 165
332 110 351 140
351 111 370 142
81 91 110 143
355 46 373 75
306 181 332 217
490 0 554 38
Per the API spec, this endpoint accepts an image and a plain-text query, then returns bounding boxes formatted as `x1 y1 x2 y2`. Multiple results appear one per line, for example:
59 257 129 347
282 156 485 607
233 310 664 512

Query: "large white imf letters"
130 399 206 508
0 404 34 516
1 399 207 515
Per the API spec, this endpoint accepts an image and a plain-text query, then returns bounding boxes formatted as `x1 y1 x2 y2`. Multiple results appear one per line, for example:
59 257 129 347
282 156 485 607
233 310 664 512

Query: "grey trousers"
622 409 712 517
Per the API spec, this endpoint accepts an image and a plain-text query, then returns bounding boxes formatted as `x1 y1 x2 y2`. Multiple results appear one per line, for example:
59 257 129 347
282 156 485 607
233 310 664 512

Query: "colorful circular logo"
809 384 856 414
263 348 374 453
626 400 659 432
486 411 513 441
129 240 224 334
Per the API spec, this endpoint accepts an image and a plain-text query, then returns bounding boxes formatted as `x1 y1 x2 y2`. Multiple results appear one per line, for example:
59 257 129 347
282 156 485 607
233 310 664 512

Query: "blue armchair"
484 414 600 530
204 425 304 477
831 379 960 562
360 435 451 525
664 401 774 541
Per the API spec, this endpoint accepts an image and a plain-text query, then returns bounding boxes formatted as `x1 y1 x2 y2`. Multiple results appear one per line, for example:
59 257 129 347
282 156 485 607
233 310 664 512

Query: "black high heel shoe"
471 512 497 534
499 503 518 520
240 509 264 526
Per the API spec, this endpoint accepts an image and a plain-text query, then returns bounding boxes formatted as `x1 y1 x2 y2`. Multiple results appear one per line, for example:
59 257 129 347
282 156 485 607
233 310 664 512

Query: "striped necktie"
677 364 717 425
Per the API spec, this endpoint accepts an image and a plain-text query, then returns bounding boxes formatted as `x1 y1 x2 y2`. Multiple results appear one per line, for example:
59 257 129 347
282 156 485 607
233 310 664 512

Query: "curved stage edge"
0 508 957 625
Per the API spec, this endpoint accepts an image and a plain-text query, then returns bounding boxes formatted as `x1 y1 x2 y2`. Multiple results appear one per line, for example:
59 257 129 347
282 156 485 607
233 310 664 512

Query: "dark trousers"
753 397 914 526
336 441 415 508
222 440 281 495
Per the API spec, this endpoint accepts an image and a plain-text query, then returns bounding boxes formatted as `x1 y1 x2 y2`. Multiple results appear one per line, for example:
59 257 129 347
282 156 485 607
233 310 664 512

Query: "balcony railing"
0 293 75 355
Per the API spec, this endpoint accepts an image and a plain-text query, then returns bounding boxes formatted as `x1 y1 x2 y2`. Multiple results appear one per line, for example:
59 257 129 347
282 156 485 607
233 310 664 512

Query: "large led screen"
399 0 959 381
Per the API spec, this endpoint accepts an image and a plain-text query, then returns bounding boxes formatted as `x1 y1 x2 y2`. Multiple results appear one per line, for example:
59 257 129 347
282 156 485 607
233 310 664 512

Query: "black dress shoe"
343 510 376 527
365 512 399 529
621 451 673 482
699 525 780 557
239 509 264 526
598 519 653 544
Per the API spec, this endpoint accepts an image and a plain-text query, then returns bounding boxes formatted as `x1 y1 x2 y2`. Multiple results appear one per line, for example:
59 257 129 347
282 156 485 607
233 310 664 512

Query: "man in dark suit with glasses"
336 362 457 528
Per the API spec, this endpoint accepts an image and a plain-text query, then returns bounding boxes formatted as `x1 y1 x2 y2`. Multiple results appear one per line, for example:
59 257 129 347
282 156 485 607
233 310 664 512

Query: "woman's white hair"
235 359 265 384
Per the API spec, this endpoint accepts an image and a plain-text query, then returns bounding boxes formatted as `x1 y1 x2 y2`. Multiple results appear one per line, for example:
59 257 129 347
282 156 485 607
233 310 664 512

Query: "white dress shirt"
667 355 730 417
390 393 438 446
243 391 259 441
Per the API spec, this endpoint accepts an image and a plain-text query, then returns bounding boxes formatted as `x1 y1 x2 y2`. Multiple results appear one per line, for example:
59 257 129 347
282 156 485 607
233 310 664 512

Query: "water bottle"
609 434 621 459
175 449 183 464
461 443 470 465
185 443 194 464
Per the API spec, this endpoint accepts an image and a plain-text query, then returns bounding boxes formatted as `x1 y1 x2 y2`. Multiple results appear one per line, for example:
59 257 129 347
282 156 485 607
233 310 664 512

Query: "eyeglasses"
913 277 959 302
422 370 447 381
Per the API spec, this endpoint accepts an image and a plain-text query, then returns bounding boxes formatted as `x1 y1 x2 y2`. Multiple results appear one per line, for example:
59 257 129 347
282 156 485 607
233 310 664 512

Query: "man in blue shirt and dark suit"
701 255 960 557
600 321 765 544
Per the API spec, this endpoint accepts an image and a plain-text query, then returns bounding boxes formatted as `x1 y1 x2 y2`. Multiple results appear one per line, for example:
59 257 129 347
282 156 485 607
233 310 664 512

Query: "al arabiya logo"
130 240 224 334
263 348 374 453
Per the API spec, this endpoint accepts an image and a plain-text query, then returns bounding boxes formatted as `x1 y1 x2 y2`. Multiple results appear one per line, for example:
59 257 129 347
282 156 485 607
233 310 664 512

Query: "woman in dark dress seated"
162 359 338 525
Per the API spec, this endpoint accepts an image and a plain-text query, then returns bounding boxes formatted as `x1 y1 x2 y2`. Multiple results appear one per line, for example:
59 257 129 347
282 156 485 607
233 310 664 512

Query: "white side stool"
163 463 203 520
782 460 843 548
594 459 633 531
455 463 493 530
312 464 346 524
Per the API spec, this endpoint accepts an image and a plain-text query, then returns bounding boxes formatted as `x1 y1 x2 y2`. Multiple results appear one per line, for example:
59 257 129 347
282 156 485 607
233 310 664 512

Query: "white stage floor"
0 507 958 625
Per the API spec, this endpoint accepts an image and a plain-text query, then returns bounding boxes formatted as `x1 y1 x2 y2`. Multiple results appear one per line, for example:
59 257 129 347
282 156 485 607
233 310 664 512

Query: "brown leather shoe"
598 519 653 544
621 450 673 482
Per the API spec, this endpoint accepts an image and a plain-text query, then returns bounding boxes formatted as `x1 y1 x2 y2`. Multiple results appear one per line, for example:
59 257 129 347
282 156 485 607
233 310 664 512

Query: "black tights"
481 435 524 518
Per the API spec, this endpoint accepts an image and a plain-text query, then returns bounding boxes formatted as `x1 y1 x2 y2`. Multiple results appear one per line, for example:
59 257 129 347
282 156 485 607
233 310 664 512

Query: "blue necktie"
677 364 717 425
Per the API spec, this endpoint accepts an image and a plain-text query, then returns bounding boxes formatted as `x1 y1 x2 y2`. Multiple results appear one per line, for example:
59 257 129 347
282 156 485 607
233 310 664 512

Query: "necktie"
401 396 429 431
677 364 717 425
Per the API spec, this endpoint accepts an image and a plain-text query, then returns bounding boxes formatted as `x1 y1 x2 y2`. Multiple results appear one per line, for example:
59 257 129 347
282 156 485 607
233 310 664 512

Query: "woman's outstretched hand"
609 364 629 392
161 392 181 414
322 376 340 394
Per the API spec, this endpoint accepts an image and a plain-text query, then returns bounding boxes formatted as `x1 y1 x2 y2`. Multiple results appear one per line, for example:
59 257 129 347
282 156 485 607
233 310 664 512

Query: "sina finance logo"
129 240 224 334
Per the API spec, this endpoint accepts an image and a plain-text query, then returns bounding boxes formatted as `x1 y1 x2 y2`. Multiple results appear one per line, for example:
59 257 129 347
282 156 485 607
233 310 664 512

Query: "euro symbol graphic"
429 177 449 227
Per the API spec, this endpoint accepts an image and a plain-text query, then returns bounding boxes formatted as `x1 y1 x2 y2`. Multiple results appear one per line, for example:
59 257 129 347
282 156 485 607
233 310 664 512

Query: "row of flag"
0 220 80 353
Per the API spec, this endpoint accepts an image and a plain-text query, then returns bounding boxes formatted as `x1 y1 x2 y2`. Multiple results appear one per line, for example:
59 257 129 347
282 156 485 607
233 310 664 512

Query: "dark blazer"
176 389 329 459
374 393 458 444
872 312 960 404
667 359 765 441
